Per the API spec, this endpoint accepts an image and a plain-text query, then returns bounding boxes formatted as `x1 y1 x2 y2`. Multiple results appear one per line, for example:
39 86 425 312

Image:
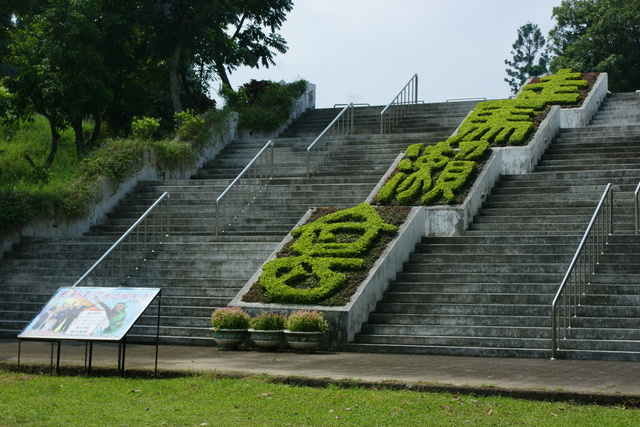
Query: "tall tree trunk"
215 59 232 89
169 43 183 114
43 117 60 169
88 113 102 148
71 118 85 160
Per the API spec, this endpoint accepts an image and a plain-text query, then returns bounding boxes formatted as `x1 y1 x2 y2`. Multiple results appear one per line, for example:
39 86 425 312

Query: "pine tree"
504 22 550 94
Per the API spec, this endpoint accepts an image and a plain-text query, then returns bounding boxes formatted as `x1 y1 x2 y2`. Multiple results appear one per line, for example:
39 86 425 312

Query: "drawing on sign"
19 287 160 341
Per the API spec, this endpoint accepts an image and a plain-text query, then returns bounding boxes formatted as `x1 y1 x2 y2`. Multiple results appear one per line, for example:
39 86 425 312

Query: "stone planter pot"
249 329 285 350
284 330 325 352
211 328 248 350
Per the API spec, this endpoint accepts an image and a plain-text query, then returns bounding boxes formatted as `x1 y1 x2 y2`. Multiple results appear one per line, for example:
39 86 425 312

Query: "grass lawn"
0 371 638 426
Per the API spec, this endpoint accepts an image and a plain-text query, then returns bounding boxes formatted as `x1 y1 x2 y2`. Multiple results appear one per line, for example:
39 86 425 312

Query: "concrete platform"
2 339 640 406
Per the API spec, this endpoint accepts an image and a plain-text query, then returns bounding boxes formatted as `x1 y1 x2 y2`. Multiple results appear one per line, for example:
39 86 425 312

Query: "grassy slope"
0 371 637 426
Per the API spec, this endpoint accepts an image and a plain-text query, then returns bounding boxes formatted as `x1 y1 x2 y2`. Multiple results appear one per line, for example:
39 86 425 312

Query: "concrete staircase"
348 92 640 360
0 101 476 344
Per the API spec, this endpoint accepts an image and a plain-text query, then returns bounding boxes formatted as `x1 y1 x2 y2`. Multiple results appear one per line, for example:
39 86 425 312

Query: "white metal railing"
551 184 613 359
215 140 274 235
73 192 171 287
306 103 354 177
446 96 487 102
380 74 419 134
634 180 640 234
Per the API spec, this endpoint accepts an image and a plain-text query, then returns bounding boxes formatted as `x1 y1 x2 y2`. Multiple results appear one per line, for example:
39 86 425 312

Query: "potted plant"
284 310 329 352
249 311 286 350
210 306 250 350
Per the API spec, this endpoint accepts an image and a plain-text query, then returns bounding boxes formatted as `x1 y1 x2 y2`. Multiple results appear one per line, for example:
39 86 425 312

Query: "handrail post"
550 183 612 359
215 140 274 236
72 192 170 288
635 180 640 234
306 103 354 177
551 305 557 359
380 74 419 134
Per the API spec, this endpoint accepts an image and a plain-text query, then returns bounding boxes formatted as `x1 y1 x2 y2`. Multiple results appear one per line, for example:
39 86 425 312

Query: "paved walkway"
2 339 640 404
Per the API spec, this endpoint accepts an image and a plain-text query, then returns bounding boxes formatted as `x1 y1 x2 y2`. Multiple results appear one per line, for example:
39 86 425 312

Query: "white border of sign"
18 287 161 341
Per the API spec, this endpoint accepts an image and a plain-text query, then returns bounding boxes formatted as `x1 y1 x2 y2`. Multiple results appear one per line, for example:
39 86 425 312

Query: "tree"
207 0 293 90
138 0 293 114
504 22 550 94
548 0 640 92
4 0 113 165
1 0 295 168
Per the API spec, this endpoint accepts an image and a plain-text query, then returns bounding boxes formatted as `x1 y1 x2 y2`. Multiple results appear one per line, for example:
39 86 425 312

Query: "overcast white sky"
215 0 564 108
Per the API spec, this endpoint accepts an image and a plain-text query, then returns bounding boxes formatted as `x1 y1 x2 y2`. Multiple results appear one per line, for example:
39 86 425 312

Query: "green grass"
0 116 79 190
0 371 637 426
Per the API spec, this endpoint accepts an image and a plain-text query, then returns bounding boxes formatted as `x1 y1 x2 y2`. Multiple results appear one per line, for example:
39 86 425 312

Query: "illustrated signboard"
18 287 161 341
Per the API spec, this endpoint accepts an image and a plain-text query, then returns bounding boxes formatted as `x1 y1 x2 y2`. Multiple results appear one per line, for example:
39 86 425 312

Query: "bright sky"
216 0 565 108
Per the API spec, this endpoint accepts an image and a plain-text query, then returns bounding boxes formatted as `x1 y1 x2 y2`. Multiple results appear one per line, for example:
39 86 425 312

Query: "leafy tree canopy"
504 22 549 94
548 0 640 92
0 0 293 167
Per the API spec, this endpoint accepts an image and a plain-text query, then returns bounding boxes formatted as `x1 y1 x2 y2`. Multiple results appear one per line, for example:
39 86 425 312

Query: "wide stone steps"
349 93 640 360
0 100 478 344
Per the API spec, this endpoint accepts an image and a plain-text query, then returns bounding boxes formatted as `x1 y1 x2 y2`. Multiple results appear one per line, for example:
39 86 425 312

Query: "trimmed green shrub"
375 68 588 206
422 160 475 204
285 310 329 332
405 143 424 159
376 171 406 203
259 255 365 303
396 166 433 205
257 204 399 304
249 311 286 331
289 203 397 258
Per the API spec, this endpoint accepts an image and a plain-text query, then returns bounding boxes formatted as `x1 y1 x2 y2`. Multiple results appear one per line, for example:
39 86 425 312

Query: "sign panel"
18 287 160 341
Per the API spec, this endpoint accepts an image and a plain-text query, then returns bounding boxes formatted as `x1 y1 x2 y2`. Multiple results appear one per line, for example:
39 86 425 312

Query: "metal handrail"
380 74 418 134
551 184 613 359
446 96 487 102
306 103 354 177
73 192 171 287
216 140 274 235
634 180 640 234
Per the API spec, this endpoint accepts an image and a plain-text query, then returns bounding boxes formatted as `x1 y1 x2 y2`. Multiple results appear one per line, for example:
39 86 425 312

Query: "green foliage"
289 203 397 258
80 139 146 182
260 255 365 303
548 0 640 92
422 160 475 204
285 310 329 332
376 69 588 207
210 307 250 330
450 100 536 145
174 109 207 142
405 143 424 159
131 117 160 140
0 115 207 239
504 22 550 94
519 68 588 105
258 204 399 304
249 311 286 331
151 139 194 169
223 79 308 132
376 171 406 204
